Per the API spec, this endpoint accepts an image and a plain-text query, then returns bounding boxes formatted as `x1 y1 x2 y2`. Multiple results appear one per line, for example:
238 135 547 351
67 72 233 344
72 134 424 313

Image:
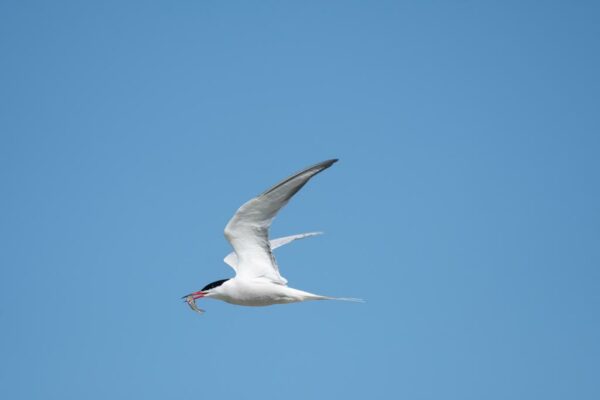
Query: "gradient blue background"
1 1 599 399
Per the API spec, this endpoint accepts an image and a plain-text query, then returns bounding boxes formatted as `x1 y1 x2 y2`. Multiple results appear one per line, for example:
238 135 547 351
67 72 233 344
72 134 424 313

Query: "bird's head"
182 279 230 314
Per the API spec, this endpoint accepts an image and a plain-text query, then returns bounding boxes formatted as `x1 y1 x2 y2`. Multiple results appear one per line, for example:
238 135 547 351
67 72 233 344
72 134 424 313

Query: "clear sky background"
1 1 599 399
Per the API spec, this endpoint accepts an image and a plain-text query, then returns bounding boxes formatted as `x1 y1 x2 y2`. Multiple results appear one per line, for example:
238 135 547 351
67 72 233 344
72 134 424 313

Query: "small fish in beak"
184 294 205 314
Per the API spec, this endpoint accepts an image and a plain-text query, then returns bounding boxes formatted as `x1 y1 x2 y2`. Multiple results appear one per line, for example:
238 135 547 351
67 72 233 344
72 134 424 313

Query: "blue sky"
1 1 599 399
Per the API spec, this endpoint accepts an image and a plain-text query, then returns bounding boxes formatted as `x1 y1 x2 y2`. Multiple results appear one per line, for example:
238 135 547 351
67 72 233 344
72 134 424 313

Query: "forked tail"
310 294 364 303
292 288 364 303
328 296 365 303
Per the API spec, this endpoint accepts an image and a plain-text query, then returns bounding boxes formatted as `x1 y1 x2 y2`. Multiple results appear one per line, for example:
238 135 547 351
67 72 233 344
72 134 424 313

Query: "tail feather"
310 294 364 303
291 288 364 303
328 297 365 303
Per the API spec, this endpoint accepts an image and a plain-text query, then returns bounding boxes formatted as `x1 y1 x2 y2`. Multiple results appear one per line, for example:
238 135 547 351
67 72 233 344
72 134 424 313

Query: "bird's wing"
270 231 323 251
224 159 337 283
223 232 323 271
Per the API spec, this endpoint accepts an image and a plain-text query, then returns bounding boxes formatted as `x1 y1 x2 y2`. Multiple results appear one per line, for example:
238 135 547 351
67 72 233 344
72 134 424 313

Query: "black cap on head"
201 279 229 291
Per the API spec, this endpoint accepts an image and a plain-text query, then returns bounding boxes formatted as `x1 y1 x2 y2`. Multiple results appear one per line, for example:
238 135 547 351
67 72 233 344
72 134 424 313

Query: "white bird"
183 159 362 314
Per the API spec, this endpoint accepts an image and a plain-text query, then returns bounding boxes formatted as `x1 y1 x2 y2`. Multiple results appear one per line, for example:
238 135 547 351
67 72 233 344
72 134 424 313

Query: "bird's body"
183 159 361 313
207 279 330 307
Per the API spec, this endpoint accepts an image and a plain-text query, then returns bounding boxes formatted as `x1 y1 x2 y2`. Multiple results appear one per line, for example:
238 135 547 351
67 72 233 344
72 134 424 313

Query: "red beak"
181 290 206 301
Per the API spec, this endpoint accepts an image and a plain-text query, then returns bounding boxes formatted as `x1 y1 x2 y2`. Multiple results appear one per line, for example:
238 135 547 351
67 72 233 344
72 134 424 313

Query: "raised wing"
223 232 323 271
224 159 337 283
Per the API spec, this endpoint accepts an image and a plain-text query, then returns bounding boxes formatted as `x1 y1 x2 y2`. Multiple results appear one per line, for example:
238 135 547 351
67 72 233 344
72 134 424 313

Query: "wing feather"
224 159 337 283
223 232 323 271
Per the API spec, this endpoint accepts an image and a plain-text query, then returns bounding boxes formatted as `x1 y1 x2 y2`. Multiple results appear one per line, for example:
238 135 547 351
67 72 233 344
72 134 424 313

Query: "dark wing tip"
261 158 339 197
295 158 339 172
301 158 339 177
321 158 339 168
305 158 338 175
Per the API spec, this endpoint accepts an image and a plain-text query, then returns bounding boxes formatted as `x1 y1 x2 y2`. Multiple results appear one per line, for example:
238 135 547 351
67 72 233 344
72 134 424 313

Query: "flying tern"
182 159 362 314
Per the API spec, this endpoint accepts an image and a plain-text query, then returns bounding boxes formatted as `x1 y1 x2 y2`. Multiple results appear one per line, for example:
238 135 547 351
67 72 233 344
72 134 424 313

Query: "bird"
182 159 362 314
